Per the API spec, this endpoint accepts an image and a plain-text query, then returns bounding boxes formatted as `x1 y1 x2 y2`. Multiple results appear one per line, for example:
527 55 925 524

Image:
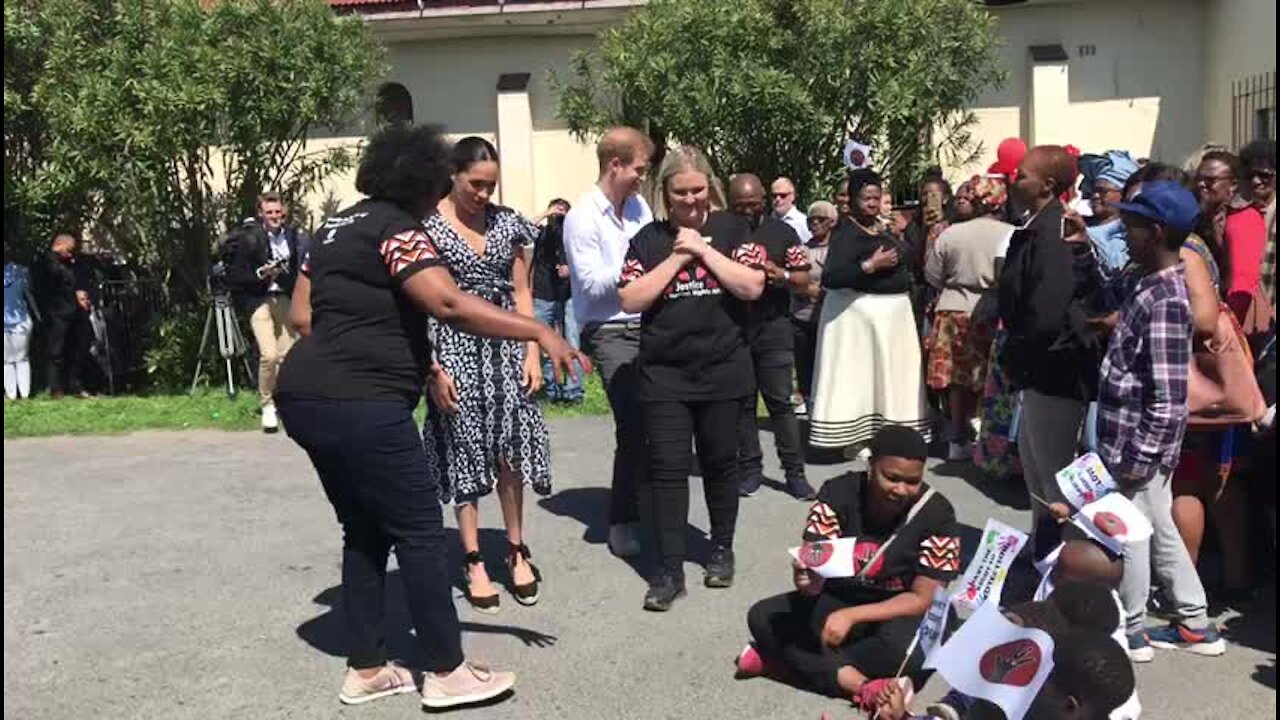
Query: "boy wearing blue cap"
1099 181 1226 662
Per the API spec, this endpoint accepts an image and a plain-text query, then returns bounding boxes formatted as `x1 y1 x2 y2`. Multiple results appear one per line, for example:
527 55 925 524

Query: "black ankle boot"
704 545 735 588
643 572 687 612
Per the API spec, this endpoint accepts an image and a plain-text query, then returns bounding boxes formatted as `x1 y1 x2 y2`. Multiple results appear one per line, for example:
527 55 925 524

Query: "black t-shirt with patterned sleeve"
802 470 962 604
619 211 764 402
276 199 443 407
747 217 812 331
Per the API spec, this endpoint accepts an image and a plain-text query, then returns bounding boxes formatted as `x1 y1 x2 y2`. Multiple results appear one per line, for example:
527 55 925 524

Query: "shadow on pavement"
1221 583 1277 689
537 487 716 581
297 570 560 667
932 459 1031 512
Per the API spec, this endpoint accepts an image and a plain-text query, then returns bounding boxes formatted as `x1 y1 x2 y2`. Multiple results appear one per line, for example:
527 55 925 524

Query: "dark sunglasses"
806 216 833 223
1249 168 1277 181
770 192 793 198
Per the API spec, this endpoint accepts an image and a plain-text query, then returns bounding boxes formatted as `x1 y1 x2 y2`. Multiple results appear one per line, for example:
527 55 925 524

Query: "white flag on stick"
1072 493 1153 555
926 603 1056 720
916 586 952 662
1055 452 1117 509
952 519 1028 618
788 537 861 579
842 139 873 171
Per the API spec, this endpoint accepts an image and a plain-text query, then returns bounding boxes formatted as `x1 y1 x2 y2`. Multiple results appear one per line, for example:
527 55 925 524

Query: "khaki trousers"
250 295 297 407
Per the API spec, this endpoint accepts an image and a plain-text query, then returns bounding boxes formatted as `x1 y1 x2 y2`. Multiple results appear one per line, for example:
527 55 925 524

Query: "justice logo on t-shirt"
667 262 722 299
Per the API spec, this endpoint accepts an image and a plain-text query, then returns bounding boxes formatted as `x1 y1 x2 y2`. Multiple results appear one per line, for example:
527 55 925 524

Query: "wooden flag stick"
1028 492 1055 510
893 632 921 680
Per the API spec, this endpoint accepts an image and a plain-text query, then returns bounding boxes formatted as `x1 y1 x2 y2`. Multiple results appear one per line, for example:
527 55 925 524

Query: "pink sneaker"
421 660 515 709
734 643 791 680
735 644 766 678
856 676 915 714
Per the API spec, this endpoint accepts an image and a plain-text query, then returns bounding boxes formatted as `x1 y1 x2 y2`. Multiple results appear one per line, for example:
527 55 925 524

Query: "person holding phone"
422 137 554 612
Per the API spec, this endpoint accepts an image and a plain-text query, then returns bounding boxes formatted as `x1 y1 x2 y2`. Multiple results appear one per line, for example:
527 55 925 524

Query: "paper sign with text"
1055 452 1117 509
952 519 1028 618
916 586 952 662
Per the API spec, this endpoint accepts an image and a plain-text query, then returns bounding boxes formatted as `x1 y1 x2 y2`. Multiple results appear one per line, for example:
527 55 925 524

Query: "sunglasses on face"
806 216 832 224
771 192 793 199
1249 168 1277 181
1196 174 1233 186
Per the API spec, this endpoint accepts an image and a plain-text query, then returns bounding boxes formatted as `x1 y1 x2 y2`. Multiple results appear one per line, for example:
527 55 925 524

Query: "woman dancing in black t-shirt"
276 125 588 710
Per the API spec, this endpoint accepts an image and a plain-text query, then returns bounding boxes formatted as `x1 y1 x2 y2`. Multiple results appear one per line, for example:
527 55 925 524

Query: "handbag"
1187 303 1267 426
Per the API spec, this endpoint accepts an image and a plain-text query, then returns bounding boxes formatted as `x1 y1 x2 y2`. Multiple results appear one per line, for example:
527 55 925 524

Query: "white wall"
959 0 1207 176
1203 0 1277 147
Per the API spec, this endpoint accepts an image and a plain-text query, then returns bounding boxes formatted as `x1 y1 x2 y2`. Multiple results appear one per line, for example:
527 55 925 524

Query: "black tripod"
189 289 254 397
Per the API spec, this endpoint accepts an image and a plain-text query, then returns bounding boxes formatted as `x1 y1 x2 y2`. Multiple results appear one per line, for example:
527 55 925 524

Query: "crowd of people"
11 115 1273 717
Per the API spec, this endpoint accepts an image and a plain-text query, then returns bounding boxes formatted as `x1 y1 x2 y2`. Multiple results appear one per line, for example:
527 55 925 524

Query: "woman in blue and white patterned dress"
424 137 552 613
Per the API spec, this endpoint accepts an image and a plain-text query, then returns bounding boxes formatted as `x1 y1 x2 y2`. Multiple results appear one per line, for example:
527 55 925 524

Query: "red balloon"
997 137 1027 167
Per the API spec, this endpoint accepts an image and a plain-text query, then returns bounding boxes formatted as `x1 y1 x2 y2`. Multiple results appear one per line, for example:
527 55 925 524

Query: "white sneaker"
608 523 642 558
338 662 416 705
422 660 515 709
261 404 279 434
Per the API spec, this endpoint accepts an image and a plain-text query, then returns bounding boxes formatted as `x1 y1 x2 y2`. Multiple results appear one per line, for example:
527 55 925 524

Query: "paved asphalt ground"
4 418 1275 719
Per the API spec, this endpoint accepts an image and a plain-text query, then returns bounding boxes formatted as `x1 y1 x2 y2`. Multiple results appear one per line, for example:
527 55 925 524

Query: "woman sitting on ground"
738 425 961 713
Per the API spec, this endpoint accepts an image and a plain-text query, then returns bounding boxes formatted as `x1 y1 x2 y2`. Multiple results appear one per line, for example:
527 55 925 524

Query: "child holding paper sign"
737 427 961 713
1095 182 1225 661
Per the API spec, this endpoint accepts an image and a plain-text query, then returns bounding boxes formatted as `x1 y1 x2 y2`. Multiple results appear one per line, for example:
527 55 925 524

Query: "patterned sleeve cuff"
379 229 443 283
617 257 646 288
802 501 841 540
917 535 962 577
732 242 767 268
785 244 812 272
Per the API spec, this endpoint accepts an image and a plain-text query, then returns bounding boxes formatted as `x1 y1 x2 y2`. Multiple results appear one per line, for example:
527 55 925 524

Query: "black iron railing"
1232 70 1276 149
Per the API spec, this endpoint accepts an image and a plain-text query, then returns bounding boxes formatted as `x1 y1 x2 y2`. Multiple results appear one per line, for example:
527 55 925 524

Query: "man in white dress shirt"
771 177 812 244
563 127 654 557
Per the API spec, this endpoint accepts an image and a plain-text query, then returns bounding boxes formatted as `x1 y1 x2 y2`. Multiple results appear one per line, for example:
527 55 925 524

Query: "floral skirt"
973 328 1022 480
925 311 994 392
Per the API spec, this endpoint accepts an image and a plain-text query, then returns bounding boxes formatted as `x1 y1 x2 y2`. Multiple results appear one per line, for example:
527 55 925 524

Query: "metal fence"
94 278 170 393
1232 70 1276 149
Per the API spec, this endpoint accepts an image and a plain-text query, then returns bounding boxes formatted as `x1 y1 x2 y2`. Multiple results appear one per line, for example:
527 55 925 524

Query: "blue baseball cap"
1113 180 1200 233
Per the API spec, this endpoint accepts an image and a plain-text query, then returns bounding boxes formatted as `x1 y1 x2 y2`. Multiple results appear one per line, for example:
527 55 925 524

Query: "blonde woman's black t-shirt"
618 211 765 402
802 470 962 604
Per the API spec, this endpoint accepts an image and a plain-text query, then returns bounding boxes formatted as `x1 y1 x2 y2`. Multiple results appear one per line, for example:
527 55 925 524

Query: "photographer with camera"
225 192 306 432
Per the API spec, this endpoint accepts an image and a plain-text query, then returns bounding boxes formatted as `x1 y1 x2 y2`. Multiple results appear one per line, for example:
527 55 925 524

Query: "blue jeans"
533 297 582 401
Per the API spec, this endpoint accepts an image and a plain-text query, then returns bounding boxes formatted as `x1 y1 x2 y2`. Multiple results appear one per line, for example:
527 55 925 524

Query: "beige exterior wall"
959 0 1207 178
303 0 1275 218
1203 0 1278 146
302 33 605 219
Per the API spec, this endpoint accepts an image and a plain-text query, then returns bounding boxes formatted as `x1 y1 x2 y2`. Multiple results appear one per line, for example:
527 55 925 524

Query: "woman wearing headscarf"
1078 150 1142 281
924 176 1014 461
809 169 931 452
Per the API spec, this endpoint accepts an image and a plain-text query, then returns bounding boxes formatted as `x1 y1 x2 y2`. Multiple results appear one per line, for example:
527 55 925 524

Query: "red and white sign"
926 603 1056 720
1072 492 1152 555
951 519 1027 618
788 537 861 579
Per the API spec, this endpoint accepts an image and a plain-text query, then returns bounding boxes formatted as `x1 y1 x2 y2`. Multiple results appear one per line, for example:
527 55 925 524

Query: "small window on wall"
376 83 414 126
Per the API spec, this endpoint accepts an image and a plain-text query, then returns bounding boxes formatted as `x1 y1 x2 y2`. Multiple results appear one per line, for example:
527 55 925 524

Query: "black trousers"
581 323 648 525
747 590 928 697
643 397 744 576
738 324 806 483
792 318 819 401
278 397 465 672
46 311 90 395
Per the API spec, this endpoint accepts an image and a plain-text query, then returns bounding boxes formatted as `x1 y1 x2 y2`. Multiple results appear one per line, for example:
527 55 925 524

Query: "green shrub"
144 306 208 392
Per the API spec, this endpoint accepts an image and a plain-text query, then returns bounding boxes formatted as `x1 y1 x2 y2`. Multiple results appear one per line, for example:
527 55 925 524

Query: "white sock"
3 363 16 399
16 361 31 398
